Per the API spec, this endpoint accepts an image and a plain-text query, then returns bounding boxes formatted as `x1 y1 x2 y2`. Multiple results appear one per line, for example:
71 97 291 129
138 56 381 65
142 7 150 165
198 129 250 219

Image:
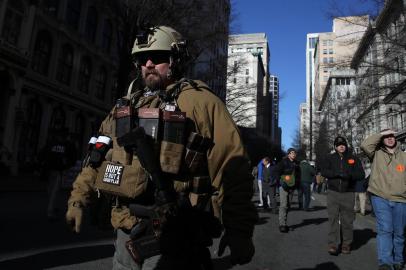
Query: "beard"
144 70 165 91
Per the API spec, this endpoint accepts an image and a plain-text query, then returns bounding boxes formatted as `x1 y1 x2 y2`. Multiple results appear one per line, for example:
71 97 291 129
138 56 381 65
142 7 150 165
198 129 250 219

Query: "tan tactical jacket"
361 133 406 202
68 80 257 236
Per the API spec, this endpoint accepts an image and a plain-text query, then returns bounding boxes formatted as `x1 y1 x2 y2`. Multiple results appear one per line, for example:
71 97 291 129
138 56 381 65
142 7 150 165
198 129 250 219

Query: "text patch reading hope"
103 163 124 185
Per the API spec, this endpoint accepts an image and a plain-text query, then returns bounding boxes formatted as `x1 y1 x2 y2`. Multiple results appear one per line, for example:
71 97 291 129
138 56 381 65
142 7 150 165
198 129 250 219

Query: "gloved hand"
218 231 254 265
66 202 83 233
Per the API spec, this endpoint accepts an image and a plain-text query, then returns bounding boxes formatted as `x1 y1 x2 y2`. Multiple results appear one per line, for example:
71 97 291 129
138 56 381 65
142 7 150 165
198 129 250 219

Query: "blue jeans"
371 195 406 266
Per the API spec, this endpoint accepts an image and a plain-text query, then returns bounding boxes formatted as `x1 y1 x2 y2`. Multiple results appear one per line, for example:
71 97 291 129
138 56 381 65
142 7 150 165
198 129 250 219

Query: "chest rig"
93 79 213 210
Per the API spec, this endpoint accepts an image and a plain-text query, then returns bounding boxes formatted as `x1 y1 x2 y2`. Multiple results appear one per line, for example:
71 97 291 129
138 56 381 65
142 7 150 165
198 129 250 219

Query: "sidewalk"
0 173 47 192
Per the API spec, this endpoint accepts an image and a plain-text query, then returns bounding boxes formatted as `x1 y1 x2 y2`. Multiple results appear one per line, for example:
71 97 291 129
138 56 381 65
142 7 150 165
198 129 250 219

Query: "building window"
309 37 318 49
18 99 42 166
233 61 237 68
329 48 334 54
32 30 52 75
56 44 74 85
95 67 107 100
247 47 252 52
336 78 351 86
245 69 249 75
323 49 327 54
50 107 66 130
233 77 236 84
2 0 25 45
74 114 85 149
328 40 333 46
322 40 328 46
66 0 81 30
323 57 328 64
245 77 249 84
43 0 59 17
101 19 112 52
346 91 350 98
257 47 263 54
328 57 334 63
85 6 97 42
78 56 92 93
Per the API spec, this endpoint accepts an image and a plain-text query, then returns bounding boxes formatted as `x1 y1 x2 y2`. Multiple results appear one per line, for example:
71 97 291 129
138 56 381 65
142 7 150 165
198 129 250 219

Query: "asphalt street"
0 186 378 270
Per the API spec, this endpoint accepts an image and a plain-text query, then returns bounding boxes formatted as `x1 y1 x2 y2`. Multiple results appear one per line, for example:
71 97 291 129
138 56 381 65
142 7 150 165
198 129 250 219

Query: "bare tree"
292 126 307 161
318 0 406 143
225 55 260 126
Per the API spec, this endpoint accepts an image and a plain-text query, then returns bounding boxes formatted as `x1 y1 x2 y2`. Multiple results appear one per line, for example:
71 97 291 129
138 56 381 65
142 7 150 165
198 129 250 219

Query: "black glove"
218 231 254 265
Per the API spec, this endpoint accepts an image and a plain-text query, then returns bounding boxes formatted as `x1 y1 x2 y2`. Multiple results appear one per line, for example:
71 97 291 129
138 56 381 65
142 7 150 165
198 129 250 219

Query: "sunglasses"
135 52 171 66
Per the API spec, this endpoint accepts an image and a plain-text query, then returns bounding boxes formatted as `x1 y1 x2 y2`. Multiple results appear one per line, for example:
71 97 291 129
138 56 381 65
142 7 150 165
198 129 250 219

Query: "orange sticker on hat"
396 164 405 172
285 175 291 180
348 159 355 165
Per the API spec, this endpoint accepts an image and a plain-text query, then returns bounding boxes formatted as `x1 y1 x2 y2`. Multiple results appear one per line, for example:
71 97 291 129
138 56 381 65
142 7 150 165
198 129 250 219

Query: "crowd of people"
253 131 406 270
30 24 404 270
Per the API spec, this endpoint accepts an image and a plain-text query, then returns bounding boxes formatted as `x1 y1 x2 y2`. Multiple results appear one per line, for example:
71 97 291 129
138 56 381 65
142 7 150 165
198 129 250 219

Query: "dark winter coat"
300 160 316 183
321 151 365 193
274 157 300 190
263 164 277 186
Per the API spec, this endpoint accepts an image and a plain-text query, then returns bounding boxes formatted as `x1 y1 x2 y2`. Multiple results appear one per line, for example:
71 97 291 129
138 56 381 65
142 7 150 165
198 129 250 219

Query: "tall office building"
269 74 280 145
175 0 230 100
301 16 369 159
227 33 271 137
300 33 319 156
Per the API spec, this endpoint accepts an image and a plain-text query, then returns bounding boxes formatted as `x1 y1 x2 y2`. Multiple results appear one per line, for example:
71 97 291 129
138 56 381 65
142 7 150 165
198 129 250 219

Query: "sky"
232 0 374 149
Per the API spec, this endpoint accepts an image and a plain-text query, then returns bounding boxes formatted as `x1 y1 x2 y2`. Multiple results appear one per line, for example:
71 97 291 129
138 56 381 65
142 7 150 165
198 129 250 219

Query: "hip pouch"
281 173 296 188
159 111 186 174
94 159 148 199
184 132 213 174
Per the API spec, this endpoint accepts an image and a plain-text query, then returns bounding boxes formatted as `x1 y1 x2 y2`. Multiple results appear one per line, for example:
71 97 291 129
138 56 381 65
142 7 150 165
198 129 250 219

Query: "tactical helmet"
132 26 188 78
132 26 185 55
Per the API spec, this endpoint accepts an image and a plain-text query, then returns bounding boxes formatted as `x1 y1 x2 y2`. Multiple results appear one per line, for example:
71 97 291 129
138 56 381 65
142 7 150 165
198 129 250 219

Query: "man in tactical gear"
66 25 257 270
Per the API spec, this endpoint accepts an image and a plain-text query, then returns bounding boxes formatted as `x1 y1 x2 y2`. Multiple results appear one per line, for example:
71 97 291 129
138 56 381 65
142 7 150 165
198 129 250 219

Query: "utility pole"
309 84 313 161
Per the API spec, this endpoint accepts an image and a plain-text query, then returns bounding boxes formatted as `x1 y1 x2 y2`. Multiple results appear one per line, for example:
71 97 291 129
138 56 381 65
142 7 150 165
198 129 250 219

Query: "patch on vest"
102 163 124 185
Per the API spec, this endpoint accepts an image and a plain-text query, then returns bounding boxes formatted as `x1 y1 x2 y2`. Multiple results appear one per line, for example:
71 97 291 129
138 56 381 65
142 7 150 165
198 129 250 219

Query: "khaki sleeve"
68 166 97 206
361 134 382 159
68 113 113 206
195 96 258 236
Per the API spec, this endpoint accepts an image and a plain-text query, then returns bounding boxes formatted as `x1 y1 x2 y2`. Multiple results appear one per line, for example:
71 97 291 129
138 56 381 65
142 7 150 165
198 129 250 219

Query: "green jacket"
300 160 316 183
361 134 406 202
